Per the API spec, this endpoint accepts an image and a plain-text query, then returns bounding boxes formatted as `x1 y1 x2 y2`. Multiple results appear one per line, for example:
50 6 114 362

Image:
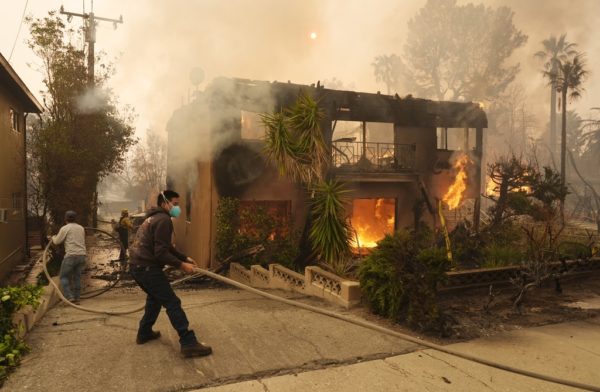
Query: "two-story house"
0 53 43 281
166 78 487 268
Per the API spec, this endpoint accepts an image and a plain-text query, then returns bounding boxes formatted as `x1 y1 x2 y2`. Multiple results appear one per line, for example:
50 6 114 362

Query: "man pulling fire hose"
128 189 212 358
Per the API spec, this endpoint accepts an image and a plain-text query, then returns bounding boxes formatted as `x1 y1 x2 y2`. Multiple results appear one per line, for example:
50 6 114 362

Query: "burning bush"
358 228 451 335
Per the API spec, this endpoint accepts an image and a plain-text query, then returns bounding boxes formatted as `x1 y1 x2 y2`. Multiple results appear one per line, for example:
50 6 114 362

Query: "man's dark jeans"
130 266 198 347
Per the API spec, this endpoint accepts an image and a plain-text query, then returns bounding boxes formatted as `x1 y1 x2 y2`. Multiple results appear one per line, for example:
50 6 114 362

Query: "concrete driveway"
3 287 417 392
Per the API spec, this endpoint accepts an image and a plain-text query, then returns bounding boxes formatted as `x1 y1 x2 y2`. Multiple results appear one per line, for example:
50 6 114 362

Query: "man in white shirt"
52 210 87 304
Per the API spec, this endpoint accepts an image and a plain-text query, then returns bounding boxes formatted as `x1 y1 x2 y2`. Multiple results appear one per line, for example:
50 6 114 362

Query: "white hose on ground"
42 240 600 391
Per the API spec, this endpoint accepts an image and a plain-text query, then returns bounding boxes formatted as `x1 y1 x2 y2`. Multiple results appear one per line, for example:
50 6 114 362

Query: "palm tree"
545 52 588 189
372 54 401 95
535 34 577 157
261 93 353 269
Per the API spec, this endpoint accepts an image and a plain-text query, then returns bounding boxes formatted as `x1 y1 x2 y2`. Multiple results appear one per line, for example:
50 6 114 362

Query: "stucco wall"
0 84 26 280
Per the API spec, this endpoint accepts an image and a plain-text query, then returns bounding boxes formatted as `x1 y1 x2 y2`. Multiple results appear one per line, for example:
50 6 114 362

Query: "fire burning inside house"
443 153 473 210
351 198 395 249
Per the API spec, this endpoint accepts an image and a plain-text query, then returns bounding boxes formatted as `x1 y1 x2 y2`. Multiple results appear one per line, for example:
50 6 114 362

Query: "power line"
9 0 29 62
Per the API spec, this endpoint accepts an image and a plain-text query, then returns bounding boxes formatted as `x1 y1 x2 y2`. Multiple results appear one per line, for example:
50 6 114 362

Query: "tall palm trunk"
560 88 568 187
560 87 568 224
550 83 557 156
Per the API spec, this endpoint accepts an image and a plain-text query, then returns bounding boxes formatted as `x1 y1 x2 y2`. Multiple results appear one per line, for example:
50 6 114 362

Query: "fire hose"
42 238 600 391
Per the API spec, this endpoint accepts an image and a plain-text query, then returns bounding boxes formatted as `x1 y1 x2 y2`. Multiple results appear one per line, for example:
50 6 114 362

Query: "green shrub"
215 196 241 263
450 221 523 269
482 243 523 268
215 197 299 269
0 285 43 384
357 233 406 318
358 229 449 333
449 222 483 268
557 241 593 260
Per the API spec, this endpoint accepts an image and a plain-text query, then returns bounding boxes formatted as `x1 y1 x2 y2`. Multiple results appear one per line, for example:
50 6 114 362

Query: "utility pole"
59 2 123 227
60 2 123 86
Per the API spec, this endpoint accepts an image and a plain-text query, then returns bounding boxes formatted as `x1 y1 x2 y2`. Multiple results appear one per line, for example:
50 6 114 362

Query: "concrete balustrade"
229 263 361 309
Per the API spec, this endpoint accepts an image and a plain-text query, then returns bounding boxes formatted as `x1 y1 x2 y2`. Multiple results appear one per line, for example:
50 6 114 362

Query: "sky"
1 0 599 139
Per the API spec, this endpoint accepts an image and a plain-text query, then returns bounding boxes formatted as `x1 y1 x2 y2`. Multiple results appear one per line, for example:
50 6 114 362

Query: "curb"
12 277 61 338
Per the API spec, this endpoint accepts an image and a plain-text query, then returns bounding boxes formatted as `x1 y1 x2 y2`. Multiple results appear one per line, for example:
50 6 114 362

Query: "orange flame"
485 176 532 197
485 177 497 197
443 153 472 210
351 198 395 249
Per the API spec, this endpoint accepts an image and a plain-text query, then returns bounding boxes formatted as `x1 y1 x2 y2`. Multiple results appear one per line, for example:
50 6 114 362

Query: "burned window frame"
350 197 397 250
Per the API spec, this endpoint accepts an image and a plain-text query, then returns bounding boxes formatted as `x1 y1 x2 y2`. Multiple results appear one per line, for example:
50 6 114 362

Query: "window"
241 111 266 140
437 128 448 150
437 128 474 151
332 122 399 170
332 121 394 144
0 209 8 223
12 193 23 211
9 109 20 132
350 198 395 250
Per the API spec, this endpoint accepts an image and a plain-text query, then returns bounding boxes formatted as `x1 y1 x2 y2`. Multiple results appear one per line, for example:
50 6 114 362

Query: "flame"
485 177 497 197
443 153 472 210
351 198 395 249
485 176 532 197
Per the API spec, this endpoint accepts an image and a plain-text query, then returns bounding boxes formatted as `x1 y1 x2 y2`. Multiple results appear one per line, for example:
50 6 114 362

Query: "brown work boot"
136 330 161 345
181 342 212 358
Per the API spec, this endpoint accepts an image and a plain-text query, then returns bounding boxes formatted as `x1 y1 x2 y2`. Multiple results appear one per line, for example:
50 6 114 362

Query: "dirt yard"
440 273 600 341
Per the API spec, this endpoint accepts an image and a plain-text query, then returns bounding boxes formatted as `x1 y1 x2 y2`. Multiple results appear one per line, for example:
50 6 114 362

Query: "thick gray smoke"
75 87 109 114
100 0 599 168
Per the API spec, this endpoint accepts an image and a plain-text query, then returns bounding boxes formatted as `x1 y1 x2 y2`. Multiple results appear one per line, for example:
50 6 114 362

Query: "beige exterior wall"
172 158 307 269
171 161 217 269
0 84 27 280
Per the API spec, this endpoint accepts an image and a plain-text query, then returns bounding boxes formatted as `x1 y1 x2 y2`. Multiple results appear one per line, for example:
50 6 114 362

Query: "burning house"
166 78 487 268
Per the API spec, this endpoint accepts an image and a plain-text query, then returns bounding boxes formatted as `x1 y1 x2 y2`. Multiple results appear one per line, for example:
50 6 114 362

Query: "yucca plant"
261 112 298 179
309 181 353 265
261 93 352 269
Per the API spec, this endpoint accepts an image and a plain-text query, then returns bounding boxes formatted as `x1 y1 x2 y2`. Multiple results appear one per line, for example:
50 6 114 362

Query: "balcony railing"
331 141 416 173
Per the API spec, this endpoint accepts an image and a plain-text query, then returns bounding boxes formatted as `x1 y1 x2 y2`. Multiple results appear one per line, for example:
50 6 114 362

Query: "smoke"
75 87 109 114
96 0 600 173
483 0 600 127
107 0 420 136
165 77 276 182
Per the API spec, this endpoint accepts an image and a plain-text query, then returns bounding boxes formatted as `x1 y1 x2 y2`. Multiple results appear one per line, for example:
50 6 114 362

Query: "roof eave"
0 52 43 113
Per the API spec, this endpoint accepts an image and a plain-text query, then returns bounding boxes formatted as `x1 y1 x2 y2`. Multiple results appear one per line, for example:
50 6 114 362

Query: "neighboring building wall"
0 84 26 280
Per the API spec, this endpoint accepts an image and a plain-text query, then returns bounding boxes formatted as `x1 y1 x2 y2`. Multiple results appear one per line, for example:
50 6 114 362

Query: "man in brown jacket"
129 190 212 357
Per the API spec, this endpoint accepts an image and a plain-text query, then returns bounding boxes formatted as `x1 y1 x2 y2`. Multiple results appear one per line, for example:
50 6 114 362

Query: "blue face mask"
169 205 181 218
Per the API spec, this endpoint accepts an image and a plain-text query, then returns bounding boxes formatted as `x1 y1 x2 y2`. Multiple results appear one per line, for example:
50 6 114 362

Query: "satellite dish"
190 67 205 87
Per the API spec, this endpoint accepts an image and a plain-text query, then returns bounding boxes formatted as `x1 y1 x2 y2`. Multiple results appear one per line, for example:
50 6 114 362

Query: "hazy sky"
2 0 599 138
